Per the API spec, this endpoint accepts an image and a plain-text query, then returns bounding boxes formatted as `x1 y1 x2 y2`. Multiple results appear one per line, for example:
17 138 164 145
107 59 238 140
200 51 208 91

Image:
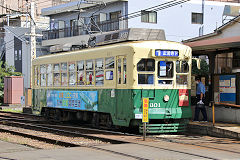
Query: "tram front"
131 41 192 133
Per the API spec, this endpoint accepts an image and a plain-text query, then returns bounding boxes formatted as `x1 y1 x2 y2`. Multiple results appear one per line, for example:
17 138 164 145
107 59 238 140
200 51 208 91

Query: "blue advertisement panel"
219 75 236 103
47 90 98 111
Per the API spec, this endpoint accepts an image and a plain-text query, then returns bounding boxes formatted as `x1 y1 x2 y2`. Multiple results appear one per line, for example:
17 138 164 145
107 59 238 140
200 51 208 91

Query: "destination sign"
155 50 179 57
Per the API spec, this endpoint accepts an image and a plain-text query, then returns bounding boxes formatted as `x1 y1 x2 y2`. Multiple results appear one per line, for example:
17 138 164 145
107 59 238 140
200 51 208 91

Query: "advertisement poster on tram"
47 90 98 111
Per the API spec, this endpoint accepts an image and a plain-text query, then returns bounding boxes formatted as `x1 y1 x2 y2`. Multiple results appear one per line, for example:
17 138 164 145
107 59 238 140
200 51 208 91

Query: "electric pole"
28 1 41 88
30 1 36 89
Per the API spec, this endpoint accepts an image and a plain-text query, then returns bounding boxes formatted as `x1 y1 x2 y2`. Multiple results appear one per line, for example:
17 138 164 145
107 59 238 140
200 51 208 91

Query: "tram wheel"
92 113 99 128
106 115 113 128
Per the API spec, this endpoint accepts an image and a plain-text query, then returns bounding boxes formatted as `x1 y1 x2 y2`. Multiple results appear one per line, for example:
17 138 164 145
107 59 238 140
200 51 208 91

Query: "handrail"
215 102 240 108
42 19 124 40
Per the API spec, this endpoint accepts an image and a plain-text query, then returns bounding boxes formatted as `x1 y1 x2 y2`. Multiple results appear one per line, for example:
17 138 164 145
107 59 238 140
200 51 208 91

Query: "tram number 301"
150 103 161 108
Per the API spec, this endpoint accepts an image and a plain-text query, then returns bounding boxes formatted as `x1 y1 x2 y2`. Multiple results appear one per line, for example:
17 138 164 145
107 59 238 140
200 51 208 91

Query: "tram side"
32 40 192 133
32 44 135 127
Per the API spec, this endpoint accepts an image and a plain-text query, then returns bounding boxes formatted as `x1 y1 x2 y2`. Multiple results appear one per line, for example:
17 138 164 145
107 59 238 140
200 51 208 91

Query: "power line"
0 4 27 14
125 0 189 20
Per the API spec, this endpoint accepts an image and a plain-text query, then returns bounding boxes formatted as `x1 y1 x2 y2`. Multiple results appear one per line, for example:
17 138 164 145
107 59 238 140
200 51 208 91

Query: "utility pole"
26 1 42 106
30 1 36 89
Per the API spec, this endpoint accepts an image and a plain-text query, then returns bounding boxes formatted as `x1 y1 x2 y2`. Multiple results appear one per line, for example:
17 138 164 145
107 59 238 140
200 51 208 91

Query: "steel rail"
0 119 127 144
150 134 240 155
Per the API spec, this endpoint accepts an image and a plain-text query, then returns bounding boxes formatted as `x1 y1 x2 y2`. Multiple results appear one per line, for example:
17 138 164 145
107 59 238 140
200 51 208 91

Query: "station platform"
188 121 240 140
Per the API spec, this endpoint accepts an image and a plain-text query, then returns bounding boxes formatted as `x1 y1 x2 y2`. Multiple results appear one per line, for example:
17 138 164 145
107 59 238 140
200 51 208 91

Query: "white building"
41 0 240 51
127 0 240 42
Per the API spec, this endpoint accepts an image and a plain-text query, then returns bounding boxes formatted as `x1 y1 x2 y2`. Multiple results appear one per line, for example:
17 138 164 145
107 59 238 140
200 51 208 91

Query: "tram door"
115 56 128 121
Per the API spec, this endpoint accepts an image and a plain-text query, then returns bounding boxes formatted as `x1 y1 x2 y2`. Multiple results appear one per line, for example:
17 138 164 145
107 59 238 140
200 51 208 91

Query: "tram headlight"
164 95 169 102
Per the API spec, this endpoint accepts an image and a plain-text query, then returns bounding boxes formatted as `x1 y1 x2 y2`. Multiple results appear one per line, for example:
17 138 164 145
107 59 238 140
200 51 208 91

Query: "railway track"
1 111 240 159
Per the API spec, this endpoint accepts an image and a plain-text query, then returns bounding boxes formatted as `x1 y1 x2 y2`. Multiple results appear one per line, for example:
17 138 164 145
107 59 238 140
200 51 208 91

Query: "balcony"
42 19 127 40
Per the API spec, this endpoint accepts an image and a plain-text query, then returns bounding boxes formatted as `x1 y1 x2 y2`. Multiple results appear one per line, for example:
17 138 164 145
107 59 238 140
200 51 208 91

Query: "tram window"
96 70 104 85
86 71 94 85
86 60 93 70
34 66 39 86
69 62 76 86
95 59 104 86
105 57 114 69
47 64 53 86
77 71 85 85
40 74 46 86
95 59 103 70
40 64 46 74
138 74 154 84
176 75 188 85
123 58 127 84
118 59 121 84
61 63 67 71
77 61 85 86
61 73 68 86
137 59 155 71
77 61 84 71
61 63 67 86
53 64 60 72
40 65 46 86
68 62 75 72
53 73 60 86
158 61 173 78
53 64 60 86
86 60 94 85
69 72 76 86
176 60 189 73
106 71 113 80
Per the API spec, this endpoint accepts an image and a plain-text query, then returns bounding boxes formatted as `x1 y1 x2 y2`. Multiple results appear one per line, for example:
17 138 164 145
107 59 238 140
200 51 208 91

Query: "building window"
141 10 157 23
192 13 203 24
110 11 121 20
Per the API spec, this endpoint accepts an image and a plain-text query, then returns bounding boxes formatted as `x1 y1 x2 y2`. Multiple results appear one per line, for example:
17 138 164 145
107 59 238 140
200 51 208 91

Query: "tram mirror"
196 59 201 69
192 58 201 69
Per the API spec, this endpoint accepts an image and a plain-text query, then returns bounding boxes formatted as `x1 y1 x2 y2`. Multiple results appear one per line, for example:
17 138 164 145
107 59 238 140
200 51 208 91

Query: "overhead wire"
3 0 191 54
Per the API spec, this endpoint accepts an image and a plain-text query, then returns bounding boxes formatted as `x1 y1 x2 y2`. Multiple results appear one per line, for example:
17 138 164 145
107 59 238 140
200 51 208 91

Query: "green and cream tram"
32 30 192 133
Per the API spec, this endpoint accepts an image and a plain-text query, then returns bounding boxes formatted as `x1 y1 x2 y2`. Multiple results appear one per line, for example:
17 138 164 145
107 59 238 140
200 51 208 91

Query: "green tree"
0 61 22 105
192 59 209 76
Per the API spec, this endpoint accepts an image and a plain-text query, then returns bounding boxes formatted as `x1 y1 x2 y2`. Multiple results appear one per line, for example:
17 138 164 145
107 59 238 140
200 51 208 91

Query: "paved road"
1 134 240 160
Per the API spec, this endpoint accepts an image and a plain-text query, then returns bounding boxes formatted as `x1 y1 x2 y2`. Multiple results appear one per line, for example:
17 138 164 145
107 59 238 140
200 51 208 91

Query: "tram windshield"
137 58 189 85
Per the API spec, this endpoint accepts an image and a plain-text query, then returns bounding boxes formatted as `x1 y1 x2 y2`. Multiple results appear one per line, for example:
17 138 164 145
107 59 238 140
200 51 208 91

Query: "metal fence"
42 19 127 40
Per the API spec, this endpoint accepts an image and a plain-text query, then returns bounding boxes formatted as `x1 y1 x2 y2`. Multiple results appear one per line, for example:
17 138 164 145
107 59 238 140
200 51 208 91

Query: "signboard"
219 75 236 103
142 98 149 123
47 90 98 111
155 50 179 57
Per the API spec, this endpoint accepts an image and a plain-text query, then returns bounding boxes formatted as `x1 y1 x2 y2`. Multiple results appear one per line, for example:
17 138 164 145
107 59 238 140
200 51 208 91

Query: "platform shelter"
183 15 240 123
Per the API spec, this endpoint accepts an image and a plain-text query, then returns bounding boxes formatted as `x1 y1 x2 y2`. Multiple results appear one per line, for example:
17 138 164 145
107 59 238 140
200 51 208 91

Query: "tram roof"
34 40 191 65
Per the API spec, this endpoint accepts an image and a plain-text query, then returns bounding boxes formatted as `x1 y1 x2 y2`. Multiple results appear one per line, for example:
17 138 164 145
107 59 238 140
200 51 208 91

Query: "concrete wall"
192 105 240 123
128 0 240 42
